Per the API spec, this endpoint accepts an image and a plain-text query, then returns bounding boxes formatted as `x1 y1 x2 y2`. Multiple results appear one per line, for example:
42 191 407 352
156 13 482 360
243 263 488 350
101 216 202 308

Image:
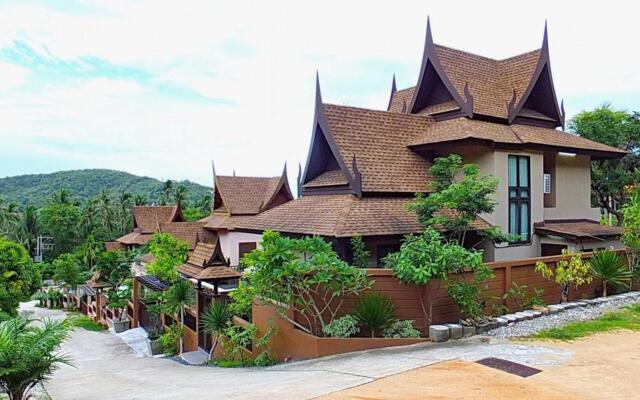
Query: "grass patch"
533 303 640 341
210 359 245 368
66 314 107 332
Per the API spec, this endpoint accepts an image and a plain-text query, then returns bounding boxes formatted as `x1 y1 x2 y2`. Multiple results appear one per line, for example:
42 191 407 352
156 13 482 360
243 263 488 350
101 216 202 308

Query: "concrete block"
462 325 476 337
444 323 463 340
475 322 490 334
488 319 498 330
429 325 450 342
530 310 543 318
521 311 536 319
495 317 508 327
548 305 563 314
575 301 588 307
514 312 530 321
503 314 518 323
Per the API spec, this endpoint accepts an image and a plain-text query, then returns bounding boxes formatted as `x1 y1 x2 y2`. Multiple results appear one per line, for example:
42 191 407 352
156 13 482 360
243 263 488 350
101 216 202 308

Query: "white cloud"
0 0 638 185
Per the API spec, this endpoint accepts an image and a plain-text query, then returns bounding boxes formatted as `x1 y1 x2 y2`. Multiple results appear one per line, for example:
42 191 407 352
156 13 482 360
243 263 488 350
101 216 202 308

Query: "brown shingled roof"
115 231 153 246
215 174 292 215
230 194 490 238
133 206 180 233
535 220 623 240
177 241 240 281
303 169 349 188
158 222 205 250
407 117 625 157
323 104 433 193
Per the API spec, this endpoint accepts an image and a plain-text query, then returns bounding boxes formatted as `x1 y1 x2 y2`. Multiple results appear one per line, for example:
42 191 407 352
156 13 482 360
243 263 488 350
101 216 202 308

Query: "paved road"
23 303 572 400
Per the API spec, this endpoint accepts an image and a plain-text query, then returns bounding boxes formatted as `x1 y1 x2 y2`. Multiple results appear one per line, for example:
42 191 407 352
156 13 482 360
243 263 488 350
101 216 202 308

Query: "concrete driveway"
23 303 574 400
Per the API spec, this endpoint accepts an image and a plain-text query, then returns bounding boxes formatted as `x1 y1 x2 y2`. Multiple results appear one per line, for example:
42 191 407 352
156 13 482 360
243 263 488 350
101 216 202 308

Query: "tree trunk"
603 282 608 297
179 305 184 355
208 336 218 361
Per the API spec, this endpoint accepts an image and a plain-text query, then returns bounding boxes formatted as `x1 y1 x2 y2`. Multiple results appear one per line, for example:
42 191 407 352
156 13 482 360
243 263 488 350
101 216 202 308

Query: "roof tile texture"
215 175 287 215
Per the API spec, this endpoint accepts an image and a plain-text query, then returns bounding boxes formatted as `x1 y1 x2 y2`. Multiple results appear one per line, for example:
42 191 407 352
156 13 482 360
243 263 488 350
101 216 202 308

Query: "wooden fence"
293 251 626 333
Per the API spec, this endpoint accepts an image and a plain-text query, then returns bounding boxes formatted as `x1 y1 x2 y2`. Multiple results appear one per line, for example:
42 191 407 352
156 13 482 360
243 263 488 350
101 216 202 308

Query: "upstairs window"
508 155 530 243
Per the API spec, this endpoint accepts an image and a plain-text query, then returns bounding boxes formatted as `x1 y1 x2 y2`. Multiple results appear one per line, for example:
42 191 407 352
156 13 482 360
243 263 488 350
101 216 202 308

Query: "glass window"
508 155 531 243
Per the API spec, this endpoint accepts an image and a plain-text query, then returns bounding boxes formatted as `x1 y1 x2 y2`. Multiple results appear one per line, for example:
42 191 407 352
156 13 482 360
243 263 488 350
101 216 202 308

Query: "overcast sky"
0 0 638 187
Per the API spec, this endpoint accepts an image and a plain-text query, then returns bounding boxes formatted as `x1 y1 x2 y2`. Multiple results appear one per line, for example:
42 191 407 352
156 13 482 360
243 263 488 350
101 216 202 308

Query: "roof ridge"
435 43 541 63
323 103 434 121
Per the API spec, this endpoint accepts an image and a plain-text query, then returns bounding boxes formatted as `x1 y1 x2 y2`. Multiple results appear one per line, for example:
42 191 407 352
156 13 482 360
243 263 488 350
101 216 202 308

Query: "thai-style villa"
230 20 625 264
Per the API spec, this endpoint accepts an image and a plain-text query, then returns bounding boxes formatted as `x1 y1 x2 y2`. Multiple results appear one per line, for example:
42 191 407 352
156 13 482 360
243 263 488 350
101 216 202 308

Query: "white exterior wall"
544 154 600 221
218 230 263 267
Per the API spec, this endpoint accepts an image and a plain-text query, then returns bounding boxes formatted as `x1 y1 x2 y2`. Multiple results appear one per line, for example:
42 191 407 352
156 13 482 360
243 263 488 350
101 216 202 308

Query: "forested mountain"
0 169 211 207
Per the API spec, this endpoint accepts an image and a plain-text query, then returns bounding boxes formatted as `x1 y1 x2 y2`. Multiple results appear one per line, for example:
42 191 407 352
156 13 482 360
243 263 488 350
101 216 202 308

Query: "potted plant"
147 326 164 355
107 281 132 333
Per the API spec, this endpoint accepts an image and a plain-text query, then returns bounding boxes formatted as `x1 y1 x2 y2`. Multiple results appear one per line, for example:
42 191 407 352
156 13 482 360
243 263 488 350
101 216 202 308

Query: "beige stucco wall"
218 230 262 267
543 154 600 221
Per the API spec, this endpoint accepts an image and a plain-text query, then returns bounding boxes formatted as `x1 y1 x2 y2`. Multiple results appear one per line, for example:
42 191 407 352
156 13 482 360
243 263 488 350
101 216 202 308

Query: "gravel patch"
486 293 640 339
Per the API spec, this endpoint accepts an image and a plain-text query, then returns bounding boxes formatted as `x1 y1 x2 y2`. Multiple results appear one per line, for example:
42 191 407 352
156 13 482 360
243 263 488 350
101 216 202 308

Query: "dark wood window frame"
508 155 531 244
238 242 257 261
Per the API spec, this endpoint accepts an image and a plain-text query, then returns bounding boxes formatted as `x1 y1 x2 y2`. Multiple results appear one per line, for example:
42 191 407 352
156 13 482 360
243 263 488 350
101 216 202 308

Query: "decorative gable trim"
508 23 564 128
386 74 397 111
261 163 295 212
300 74 361 197
408 18 473 118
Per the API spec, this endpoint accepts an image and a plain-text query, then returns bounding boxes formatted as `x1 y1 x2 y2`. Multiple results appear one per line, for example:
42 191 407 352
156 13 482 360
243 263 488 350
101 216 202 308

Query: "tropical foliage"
200 301 232 359
322 314 360 338
622 189 640 275
589 250 631 297
147 233 189 283
383 320 422 338
350 235 370 268
569 106 640 224
162 280 195 355
0 317 72 400
0 238 40 317
353 293 396 337
535 249 593 303
241 231 371 336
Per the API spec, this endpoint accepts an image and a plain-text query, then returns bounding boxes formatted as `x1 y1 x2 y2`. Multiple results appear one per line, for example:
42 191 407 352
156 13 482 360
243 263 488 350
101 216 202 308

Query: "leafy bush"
242 231 370 337
322 314 360 338
350 235 370 268
147 233 189 283
501 282 545 312
535 249 593 303
200 301 232 359
590 250 631 297
159 324 183 356
353 293 395 337
383 320 421 338
227 279 256 320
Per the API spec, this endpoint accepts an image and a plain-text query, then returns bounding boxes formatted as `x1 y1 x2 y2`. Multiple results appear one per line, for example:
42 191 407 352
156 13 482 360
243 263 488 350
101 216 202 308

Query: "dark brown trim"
386 74 397 111
300 74 358 196
432 109 467 121
408 18 472 117
261 163 294 212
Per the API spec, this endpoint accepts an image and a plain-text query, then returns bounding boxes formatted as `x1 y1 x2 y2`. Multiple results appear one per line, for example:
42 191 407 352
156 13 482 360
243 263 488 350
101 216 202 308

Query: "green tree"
79 198 100 238
0 317 72 400
147 233 189 283
52 254 82 295
0 238 39 316
622 189 640 275
589 250 631 297
97 189 114 235
39 201 81 256
14 204 38 256
535 249 593 303
133 193 147 206
0 197 20 239
160 180 174 205
242 231 370 336
570 105 640 224
75 235 101 271
163 280 194 355
173 184 188 210
350 235 370 268
95 250 131 289
116 192 133 235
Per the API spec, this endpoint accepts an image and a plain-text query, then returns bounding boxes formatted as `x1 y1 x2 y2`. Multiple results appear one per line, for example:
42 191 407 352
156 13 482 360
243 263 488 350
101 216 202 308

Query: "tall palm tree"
14 204 38 255
173 184 188 210
79 198 99 237
161 180 174 205
117 192 133 234
97 190 114 234
197 193 212 213
164 280 195 355
0 197 21 238
51 189 72 205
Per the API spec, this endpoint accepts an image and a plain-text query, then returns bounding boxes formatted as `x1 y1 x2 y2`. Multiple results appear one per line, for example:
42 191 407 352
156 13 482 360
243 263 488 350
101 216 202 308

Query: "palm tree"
133 193 147 206
51 189 73 205
164 280 195 355
200 301 231 360
197 193 212 213
117 192 133 234
161 180 174 205
173 184 188 210
79 198 99 237
0 317 72 400
14 204 38 255
590 250 632 297
97 190 114 234
0 197 21 238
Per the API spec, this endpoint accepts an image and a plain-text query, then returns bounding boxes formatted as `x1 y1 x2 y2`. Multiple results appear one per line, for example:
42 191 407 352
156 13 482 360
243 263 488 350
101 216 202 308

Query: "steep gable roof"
132 206 181 234
213 167 293 215
389 20 561 126
158 221 205 250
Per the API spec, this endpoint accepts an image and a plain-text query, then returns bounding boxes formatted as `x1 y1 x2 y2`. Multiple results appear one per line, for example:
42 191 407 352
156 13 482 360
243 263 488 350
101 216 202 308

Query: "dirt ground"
318 331 640 400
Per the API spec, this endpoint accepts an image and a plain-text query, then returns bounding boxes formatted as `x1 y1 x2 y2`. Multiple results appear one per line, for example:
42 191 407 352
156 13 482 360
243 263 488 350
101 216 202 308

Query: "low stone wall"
253 300 429 362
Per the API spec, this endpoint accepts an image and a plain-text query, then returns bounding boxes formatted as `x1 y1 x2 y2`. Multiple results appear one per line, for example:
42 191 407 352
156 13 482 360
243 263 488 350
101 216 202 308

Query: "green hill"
0 169 211 207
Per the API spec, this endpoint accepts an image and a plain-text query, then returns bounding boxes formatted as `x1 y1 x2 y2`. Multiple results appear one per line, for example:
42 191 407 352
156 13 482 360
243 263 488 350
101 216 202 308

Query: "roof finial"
315 70 323 106
233 169 236 177
282 161 288 177
387 74 397 111
351 155 362 199
542 20 549 52
425 16 433 46
211 160 216 211
297 163 302 198
560 99 566 130
506 89 517 122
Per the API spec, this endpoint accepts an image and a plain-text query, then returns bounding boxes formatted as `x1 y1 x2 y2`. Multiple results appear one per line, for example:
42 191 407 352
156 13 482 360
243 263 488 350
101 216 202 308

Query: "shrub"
590 250 631 297
322 314 360 338
501 282 546 312
159 324 183 356
227 279 256 320
200 301 232 359
353 293 395 337
350 235 370 268
66 314 106 332
535 249 592 303
383 320 421 338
